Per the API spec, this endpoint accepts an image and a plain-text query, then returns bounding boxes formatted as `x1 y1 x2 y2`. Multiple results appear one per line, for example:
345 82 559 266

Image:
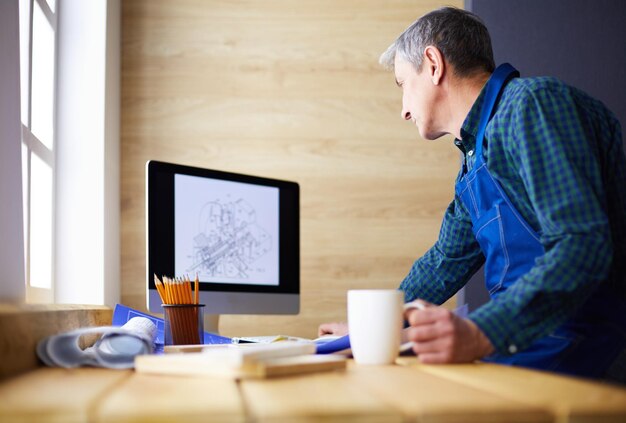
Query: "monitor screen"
146 160 299 317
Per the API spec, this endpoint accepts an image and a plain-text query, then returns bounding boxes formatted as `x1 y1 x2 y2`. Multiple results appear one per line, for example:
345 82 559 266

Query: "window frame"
20 0 58 303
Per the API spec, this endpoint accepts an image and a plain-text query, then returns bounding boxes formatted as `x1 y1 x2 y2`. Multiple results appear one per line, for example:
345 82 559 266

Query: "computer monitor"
146 160 299 332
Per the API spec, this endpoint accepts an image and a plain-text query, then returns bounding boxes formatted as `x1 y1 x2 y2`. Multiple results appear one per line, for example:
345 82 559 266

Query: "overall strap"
475 63 520 158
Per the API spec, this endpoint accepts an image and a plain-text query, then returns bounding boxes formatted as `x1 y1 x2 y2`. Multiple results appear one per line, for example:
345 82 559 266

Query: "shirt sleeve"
469 83 613 355
400 193 484 304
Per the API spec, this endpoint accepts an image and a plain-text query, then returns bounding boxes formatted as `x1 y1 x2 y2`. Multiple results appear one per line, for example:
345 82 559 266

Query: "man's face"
394 55 443 140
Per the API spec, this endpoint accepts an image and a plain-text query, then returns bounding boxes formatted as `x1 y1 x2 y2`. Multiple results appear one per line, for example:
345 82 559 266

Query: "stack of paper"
135 342 346 379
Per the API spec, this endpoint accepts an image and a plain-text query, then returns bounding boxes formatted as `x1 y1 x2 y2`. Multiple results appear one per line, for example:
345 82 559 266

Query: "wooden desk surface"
1 359 625 423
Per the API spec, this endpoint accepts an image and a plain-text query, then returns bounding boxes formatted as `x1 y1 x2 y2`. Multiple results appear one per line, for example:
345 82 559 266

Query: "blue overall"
456 64 626 379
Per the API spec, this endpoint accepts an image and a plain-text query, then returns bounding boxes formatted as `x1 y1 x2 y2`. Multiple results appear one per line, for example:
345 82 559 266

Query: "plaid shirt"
400 75 626 355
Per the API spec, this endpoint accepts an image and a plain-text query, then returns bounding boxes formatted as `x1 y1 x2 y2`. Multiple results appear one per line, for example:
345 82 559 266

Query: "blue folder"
315 335 351 354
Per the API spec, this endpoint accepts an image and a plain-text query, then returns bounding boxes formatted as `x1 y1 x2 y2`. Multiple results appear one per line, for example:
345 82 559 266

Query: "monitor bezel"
146 160 299 306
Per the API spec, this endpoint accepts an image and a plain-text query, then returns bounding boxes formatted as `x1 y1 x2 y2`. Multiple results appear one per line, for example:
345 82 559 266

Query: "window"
19 0 57 303
16 0 120 306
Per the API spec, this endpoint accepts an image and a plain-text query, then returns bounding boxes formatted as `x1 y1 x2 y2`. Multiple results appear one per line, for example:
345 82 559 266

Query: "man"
319 7 626 383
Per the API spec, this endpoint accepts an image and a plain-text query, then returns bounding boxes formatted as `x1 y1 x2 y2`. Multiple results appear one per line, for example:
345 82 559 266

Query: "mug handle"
399 300 425 353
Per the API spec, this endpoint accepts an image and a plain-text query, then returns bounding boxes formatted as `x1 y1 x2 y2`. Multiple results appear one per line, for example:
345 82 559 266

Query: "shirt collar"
455 82 488 151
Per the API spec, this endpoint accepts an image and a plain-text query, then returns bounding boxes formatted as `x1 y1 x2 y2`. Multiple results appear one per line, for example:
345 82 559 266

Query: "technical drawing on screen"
146 161 300 333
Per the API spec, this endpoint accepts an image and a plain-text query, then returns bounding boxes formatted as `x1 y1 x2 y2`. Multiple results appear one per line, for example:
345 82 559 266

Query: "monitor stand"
204 314 220 334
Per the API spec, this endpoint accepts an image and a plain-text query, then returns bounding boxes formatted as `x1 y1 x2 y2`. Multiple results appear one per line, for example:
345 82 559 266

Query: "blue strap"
475 63 519 158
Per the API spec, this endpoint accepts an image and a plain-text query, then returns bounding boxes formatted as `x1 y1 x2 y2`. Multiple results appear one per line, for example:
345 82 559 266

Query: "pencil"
180 277 188 304
153 274 165 303
172 277 179 304
162 276 168 303
180 277 186 304
184 276 192 304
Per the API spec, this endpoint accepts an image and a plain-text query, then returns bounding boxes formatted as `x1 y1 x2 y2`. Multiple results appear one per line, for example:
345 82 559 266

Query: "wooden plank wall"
121 0 462 338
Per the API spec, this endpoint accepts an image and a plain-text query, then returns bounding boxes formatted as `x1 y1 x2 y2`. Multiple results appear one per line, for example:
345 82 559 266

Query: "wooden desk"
1 359 625 423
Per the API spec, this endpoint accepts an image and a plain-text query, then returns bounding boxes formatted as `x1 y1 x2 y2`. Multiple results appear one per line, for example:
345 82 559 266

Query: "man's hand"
404 300 494 363
318 322 348 337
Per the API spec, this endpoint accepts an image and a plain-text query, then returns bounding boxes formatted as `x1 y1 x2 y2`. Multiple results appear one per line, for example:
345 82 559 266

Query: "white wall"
0 0 26 303
55 0 120 306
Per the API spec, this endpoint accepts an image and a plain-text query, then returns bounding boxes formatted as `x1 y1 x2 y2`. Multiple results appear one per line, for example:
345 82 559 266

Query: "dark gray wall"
463 0 626 310
0 0 26 302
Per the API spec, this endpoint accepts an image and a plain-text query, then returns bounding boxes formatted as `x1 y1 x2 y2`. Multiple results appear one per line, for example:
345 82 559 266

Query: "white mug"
348 289 404 365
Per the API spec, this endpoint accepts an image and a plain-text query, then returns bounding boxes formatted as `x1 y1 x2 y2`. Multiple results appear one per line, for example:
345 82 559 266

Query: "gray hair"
379 7 495 77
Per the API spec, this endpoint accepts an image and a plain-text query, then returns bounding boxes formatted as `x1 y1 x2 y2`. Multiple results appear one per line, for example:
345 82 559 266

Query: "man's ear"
423 46 445 85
